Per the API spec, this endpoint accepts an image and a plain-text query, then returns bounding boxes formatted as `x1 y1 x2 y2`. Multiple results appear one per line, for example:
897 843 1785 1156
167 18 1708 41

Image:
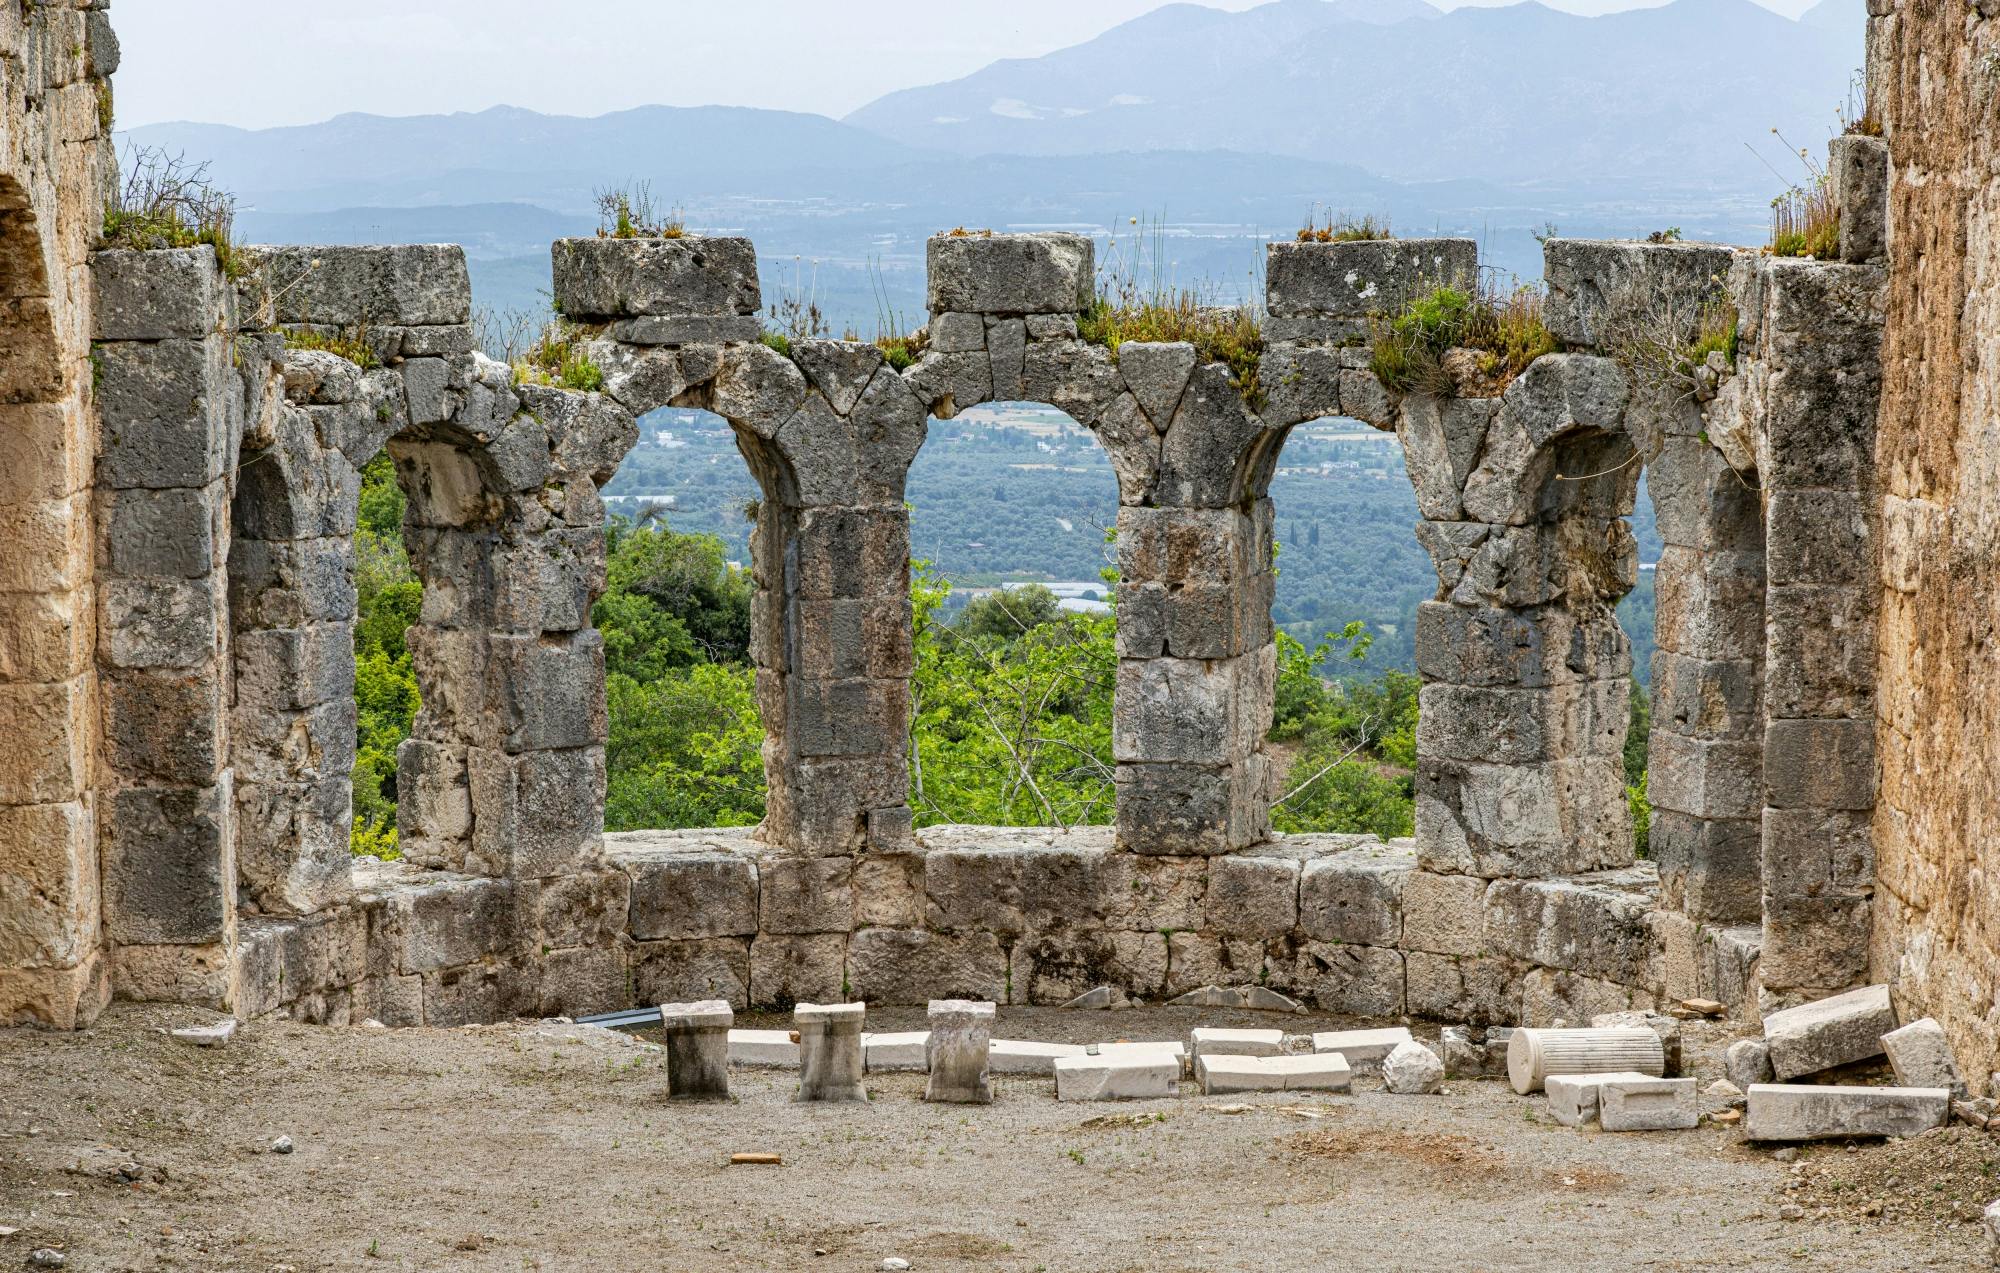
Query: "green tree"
350 453 421 858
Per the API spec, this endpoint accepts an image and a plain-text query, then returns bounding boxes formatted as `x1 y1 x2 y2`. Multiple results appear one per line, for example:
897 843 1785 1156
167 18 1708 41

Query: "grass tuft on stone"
1368 278 1556 398
101 145 247 279
284 324 380 369
1297 210 1392 243
1768 174 1839 259
1078 214 1265 408
594 181 685 239
514 318 605 391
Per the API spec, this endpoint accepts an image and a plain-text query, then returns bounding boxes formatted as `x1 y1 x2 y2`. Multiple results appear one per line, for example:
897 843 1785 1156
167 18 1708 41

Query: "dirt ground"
0 1003 1989 1272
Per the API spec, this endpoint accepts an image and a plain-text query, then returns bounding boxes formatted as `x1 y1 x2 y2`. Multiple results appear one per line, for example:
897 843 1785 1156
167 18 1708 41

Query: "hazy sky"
112 0 1819 130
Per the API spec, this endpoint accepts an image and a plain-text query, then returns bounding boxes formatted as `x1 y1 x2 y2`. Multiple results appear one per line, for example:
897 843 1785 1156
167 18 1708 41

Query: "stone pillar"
563 236 920 859
0 1 118 1028
795 1000 867 1101
660 999 732 1100
1393 352 1640 879
924 998 995 1104
90 248 241 1006
1728 254 1886 1004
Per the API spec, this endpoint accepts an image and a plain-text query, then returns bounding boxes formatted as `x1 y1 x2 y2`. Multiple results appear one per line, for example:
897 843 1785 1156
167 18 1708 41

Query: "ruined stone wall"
0 0 1936 1040
1870 0 2000 1081
0 0 118 1026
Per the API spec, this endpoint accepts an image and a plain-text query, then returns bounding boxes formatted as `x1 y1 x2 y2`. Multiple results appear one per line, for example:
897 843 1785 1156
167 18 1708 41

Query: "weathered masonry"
2 0 1996 1090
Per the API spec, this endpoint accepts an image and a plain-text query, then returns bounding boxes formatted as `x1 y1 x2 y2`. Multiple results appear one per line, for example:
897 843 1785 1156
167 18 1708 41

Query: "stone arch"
1394 352 1642 880
587 333 921 858
228 246 637 909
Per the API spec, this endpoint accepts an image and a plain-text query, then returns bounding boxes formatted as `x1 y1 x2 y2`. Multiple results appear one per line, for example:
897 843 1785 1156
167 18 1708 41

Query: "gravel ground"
0 1003 1988 1271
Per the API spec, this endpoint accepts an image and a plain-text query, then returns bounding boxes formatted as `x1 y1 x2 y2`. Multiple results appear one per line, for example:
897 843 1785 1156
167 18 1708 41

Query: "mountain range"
124 0 1867 328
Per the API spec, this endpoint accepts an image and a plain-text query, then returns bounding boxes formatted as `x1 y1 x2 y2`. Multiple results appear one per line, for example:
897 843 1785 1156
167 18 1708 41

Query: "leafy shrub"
1369 278 1556 397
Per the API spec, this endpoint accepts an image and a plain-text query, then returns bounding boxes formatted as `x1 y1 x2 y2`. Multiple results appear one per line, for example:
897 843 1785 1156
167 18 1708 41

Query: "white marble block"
1598 1075 1698 1131
1054 1052 1179 1102
795 1001 868 1102
1311 1026 1413 1075
925 999 995 1104
660 1000 732 1101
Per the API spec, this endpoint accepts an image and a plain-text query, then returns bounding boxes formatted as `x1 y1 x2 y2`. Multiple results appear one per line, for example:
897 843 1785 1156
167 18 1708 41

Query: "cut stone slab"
1762 984 1896 1080
170 1018 238 1048
1062 985 1135 1010
1198 1053 1284 1095
991 1039 1086 1075
1382 1040 1445 1095
660 1000 732 1101
1725 1037 1774 1090
1743 1083 1950 1141
1546 1072 1648 1127
862 1030 930 1072
1313 1026 1414 1075
1882 1017 1968 1098
1197 1052 1351 1094
1054 1052 1179 1102
1190 1027 1284 1059
1167 984 1304 1013
1598 1075 1699 1131
1508 1028 1666 1094
729 1028 799 1067
795 1001 867 1102
1268 1052 1353 1092
925 999 995 1104
1091 1040 1188 1076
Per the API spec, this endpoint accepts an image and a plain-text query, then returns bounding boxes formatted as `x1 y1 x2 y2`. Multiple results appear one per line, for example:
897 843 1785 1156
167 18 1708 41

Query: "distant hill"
845 0 1862 192
121 0 1859 326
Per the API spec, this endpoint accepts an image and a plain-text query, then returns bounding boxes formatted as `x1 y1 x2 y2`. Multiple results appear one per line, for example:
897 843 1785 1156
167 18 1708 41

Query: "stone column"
561 237 920 859
660 999 733 1100
1728 253 1886 1004
924 998 995 1104
795 1000 867 1101
90 248 242 1006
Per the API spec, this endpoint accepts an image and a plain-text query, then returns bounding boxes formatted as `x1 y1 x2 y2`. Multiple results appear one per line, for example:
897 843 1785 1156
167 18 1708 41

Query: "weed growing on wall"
1077 215 1266 408
594 180 685 239
100 144 246 278
513 318 605 391
1297 208 1393 243
1369 276 1556 397
283 324 380 369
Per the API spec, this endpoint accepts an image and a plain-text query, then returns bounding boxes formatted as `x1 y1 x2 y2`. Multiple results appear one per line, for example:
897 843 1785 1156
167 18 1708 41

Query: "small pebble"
1772 1147 1799 1163
271 1135 294 1155
1778 1204 1804 1221
29 1250 65 1269
879 1261 912 1272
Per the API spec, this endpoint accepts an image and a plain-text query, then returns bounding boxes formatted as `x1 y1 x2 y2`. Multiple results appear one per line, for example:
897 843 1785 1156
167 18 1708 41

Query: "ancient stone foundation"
7 0 1998 1090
